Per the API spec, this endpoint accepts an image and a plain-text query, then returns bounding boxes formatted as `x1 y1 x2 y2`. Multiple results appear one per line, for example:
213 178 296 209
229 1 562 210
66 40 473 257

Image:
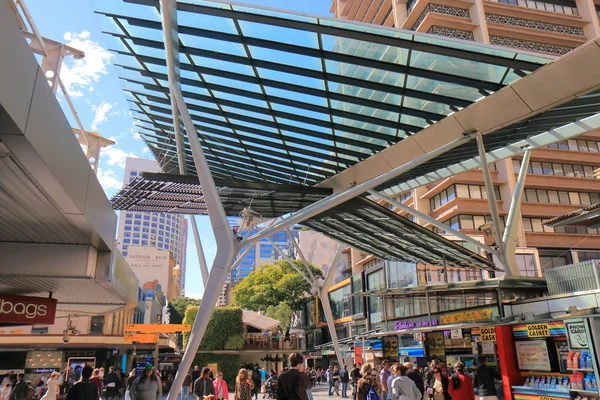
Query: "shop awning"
242 311 280 331
545 203 600 228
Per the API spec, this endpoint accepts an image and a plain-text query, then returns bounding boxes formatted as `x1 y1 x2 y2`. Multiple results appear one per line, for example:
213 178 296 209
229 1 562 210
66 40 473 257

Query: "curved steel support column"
160 2 236 399
320 244 345 367
502 148 531 276
190 216 209 285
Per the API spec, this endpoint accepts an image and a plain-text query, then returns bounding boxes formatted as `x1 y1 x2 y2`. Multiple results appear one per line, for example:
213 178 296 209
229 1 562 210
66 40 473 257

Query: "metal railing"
544 259 600 295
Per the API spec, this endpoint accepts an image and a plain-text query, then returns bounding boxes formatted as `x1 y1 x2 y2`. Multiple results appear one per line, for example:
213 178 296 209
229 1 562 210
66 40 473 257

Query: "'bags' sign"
0 294 57 324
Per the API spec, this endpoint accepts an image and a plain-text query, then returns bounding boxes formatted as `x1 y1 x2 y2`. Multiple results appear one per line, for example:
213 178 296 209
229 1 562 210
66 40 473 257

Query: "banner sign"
440 308 494 324
515 340 551 371
566 322 589 349
383 336 399 359
0 293 57 324
513 322 565 338
427 332 445 357
481 328 496 342
126 324 191 333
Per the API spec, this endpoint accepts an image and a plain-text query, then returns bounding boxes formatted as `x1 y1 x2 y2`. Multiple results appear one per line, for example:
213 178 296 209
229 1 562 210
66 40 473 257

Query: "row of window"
546 139 600 152
523 217 600 235
494 0 578 15
430 184 501 211
125 220 178 232
524 188 600 206
125 212 181 223
512 159 598 178
439 214 506 232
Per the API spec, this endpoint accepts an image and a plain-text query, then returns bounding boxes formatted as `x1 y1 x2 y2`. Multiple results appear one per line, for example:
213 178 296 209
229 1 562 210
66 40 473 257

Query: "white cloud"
90 101 113 130
60 31 114 97
96 168 123 191
142 147 150 154
102 146 138 168
133 132 141 140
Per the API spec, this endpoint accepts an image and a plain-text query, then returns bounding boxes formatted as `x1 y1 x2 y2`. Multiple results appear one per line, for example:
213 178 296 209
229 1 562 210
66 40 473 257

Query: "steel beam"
286 228 317 283
242 133 477 247
367 190 499 257
502 148 532 277
190 216 209 286
160 2 237 400
319 244 345 367
475 134 505 258
266 237 314 289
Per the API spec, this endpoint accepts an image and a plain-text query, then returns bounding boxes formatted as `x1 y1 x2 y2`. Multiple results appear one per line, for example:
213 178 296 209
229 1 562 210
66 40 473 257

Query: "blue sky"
24 0 332 298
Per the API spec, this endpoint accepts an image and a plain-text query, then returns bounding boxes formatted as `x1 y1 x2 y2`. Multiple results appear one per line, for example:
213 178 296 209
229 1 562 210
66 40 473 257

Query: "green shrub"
182 306 245 350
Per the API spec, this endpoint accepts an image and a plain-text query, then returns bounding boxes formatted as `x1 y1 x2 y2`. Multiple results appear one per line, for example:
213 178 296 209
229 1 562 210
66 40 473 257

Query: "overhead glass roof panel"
99 0 551 184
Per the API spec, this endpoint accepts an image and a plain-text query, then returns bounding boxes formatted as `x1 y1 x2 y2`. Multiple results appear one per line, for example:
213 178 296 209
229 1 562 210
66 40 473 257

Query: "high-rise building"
330 0 600 277
116 158 189 295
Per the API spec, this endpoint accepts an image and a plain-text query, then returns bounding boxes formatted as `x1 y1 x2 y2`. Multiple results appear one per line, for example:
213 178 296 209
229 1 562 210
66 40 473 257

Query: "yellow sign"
428 332 445 357
125 324 191 333
383 336 399 359
440 308 493 324
124 334 156 343
539 396 564 400
527 324 550 338
481 328 497 342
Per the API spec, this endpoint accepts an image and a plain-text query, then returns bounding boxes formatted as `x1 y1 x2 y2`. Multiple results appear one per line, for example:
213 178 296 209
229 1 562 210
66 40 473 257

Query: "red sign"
0 294 57 324
354 346 363 364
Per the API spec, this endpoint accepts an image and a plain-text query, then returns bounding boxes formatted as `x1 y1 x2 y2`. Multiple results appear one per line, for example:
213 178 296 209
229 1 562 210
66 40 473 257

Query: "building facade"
116 157 188 295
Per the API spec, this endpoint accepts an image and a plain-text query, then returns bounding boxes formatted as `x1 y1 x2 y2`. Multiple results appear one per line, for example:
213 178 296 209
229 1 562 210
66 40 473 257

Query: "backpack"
366 385 380 400
252 369 261 383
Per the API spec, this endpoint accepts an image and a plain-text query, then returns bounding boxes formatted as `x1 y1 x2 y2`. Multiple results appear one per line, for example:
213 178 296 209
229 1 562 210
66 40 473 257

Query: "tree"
265 303 294 332
232 260 323 327
167 297 200 325
182 306 245 350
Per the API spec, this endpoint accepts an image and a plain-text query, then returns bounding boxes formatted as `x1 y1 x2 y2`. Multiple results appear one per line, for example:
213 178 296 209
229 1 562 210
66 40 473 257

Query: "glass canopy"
98 0 552 185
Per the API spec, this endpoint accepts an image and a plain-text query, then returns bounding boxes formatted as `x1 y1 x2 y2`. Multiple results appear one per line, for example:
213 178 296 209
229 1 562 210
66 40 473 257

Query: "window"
513 159 599 178
90 316 105 334
429 184 500 210
134 215 142 219
523 189 600 206
31 327 48 334
328 285 352 320
516 254 539 277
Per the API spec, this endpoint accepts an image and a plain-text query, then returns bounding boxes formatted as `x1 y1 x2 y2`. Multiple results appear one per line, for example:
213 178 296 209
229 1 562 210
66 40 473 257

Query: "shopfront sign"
566 322 589 349
513 322 565 338
515 340 551 371
383 336 399 359
526 324 550 338
394 319 439 330
481 328 496 342
440 308 494 324
450 329 462 339
427 332 445 357
0 293 57 324
354 346 363 364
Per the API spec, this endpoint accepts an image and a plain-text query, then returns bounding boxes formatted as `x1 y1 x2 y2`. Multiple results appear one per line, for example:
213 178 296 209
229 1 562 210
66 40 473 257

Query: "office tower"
116 158 189 295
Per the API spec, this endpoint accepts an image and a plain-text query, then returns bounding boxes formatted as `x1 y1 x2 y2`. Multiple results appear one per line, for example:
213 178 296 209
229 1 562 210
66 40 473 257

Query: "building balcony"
243 334 304 351
522 147 600 165
522 174 600 192
521 202 583 218
525 232 600 249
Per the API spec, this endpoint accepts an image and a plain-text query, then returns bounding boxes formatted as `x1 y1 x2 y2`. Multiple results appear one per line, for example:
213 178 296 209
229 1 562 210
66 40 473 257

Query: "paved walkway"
176 382 351 399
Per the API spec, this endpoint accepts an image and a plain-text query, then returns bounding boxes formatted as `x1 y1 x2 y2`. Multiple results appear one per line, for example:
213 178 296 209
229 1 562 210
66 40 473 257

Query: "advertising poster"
515 340 551 371
428 332 445 358
383 336 399 360
566 322 589 349
126 246 170 306
67 358 96 382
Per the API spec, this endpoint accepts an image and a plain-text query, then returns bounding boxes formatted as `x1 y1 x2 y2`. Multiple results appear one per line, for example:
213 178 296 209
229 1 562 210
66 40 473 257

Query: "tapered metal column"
475 134 505 259
367 190 499 256
266 237 314 288
190 216 209 285
286 228 317 283
502 148 532 277
160 2 237 399
242 133 477 247
319 244 345 367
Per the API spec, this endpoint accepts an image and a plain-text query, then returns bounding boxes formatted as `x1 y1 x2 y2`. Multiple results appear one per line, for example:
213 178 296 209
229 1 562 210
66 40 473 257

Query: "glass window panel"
542 163 553 175
591 193 600 203
567 140 578 150
569 192 580 205
532 219 544 232
574 165 585 177
523 218 533 232
469 185 482 199
588 141 599 152
473 215 486 230
460 215 475 230
552 163 564 176
531 162 543 175
548 191 560 204
456 184 469 198
564 165 574 177
409 51 505 83
525 189 538 202
447 186 456 201
512 159 521 173
580 192 591 205
537 190 549 203
584 166 594 177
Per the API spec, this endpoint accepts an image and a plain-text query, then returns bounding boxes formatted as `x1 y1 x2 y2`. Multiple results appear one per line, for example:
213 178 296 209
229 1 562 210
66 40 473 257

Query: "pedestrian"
426 361 439 388
340 365 350 398
40 372 60 400
213 372 229 400
89 369 103 398
234 369 254 400
9 373 27 400
105 367 122 400
356 364 382 400
251 365 261 400
193 367 214 399
404 363 424 398
327 366 334 397
350 364 362 398
124 369 136 400
276 353 310 400
380 360 392 400
333 366 341 397
448 363 475 400
65 366 99 400
429 368 445 400
191 366 201 385
473 358 499 400
129 364 161 400
437 362 451 400
390 364 421 400
181 372 192 400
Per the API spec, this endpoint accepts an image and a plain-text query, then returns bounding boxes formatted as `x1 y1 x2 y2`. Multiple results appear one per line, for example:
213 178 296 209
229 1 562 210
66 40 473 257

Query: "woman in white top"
41 371 61 400
0 383 12 400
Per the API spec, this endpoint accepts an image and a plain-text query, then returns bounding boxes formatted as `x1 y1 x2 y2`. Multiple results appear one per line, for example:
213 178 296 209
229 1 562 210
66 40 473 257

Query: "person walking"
10 374 27 400
429 368 445 400
340 366 350 398
88 370 103 398
448 363 475 400
40 372 60 400
380 360 392 400
191 366 201 386
234 369 254 400
390 364 422 400
181 372 192 400
350 364 361 399
473 357 500 400
276 353 310 400
326 366 334 398
404 363 424 399
356 364 382 400
124 369 136 400
65 367 99 400
193 367 214 399
333 366 341 397
213 372 229 400
251 365 261 400
129 364 161 400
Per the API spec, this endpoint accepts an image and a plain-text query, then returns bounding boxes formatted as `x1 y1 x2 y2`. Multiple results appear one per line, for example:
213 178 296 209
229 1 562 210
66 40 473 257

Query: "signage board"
481 342 495 355
526 324 550 338
126 324 191 333
0 294 57 325
515 340 551 371
383 336 399 359
354 346 363 364
427 332 445 357
513 322 565 338
450 329 462 339
126 246 171 306
481 328 496 342
566 322 588 349
124 333 156 343
440 308 494 324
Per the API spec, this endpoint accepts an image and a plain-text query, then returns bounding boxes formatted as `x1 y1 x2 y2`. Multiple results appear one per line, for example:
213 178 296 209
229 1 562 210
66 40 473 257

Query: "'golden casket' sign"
480 328 496 342
527 324 550 338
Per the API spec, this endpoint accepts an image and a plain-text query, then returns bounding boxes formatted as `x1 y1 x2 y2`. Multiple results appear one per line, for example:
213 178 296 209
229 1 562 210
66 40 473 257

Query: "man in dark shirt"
191 366 201 385
9 373 26 400
277 353 310 400
404 362 425 397
474 357 500 400
339 365 350 398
